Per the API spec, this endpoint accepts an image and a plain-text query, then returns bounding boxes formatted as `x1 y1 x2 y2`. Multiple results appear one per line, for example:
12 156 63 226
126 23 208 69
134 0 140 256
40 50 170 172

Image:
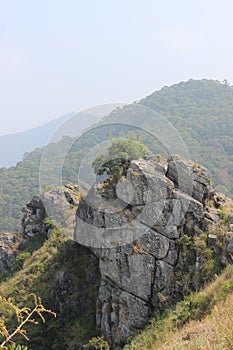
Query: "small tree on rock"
92 138 151 195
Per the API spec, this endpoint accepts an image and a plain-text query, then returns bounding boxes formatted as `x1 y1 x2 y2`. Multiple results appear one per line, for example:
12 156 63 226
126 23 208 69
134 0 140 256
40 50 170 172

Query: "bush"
84 336 110 350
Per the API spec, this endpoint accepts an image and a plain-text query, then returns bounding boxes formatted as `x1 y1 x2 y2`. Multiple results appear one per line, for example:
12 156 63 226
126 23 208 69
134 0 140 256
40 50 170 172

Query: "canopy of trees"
1 79 233 232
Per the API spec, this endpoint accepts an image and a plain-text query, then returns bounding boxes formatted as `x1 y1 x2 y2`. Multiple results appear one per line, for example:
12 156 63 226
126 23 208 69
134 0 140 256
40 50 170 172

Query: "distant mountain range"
1 79 233 232
0 104 119 167
0 114 70 167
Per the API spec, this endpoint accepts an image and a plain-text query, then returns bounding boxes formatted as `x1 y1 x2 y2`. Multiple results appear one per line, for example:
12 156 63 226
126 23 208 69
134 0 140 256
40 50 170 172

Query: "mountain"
0 104 122 231
1 78 233 348
140 79 233 196
0 104 114 168
0 114 70 167
105 79 233 196
0 155 233 349
1 79 233 232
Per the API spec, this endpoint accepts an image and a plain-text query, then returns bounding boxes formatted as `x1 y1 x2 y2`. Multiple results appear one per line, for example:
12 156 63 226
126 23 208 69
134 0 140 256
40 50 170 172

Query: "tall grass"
124 265 233 350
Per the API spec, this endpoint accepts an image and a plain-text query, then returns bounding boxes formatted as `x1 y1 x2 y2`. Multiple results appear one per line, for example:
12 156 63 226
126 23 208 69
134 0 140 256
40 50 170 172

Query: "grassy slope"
123 197 233 350
155 291 233 350
0 229 100 350
124 265 233 350
0 183 233 349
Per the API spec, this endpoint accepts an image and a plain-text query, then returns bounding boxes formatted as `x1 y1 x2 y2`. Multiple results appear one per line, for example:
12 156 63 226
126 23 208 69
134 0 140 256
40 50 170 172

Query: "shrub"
84 336 110 350
0 294 56 348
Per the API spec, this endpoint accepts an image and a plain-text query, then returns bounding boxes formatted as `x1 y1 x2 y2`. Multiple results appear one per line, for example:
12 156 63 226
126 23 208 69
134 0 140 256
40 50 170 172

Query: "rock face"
0 232 21 274
22 196 47 238
76 155 233 348
22 185 80 239
54 271 75 314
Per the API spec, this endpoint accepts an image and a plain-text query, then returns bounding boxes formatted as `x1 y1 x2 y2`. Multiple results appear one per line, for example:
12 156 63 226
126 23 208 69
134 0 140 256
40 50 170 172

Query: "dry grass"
224 196 233 215
154 292 233 350
124 265 233 350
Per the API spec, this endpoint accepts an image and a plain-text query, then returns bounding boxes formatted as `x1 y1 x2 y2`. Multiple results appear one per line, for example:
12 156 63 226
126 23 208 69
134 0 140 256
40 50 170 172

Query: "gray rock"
229 214 233 224
0 232 21 274
97 283 149 349
74 155 224 347
54 271 74 314
227 238 233 256
163 240 178 265
221 255 230 267
117 158 174 206
22 196 48 238
207 234 218 248
153 260 174 294
99 250 155 301
137 228 170 259
167 156 210 204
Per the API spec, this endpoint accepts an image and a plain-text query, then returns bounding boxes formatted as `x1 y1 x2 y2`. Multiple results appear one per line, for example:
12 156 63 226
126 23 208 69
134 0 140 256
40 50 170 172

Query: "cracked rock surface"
75 155 230 348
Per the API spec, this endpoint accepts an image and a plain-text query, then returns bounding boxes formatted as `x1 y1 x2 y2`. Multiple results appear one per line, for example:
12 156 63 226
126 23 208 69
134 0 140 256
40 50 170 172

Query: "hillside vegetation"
141 79 233 196
1 79 233 232
124 265 233 350
0 114 68 168
0 195 233 349
0 229 100 350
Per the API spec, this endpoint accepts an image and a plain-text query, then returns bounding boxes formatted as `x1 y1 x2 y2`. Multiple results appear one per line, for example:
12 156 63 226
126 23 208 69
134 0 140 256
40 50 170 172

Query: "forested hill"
1 79 233 232
0 107 106 168
140 79 233 194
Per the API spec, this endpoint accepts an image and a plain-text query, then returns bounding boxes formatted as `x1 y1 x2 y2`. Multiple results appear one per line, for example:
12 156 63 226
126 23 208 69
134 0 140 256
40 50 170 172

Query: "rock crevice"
76 155 233 348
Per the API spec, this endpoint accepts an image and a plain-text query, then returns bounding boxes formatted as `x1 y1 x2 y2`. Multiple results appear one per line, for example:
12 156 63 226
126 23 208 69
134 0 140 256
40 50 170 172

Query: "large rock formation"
75 155 233 348
22 195 47 238
22 184 80 239
0 232 21 274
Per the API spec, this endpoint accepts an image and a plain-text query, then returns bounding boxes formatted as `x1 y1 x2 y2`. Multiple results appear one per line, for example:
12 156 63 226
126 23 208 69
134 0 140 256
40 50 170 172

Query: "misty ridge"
0 78 233 350
0 111 105 168
1 79 233 230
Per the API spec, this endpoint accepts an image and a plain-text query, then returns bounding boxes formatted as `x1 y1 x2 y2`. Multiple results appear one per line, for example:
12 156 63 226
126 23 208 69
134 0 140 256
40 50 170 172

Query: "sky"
1 0 233 135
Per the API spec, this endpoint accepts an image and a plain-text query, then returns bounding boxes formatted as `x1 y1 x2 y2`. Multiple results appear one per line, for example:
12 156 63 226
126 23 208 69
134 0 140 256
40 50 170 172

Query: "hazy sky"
1 0 233 135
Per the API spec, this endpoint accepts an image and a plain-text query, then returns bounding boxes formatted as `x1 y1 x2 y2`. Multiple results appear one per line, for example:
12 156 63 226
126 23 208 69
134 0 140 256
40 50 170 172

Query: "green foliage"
22 236 45 255
1 79 233 232
4 344 29 350
84 336 110 350
93 138 150 174
10 253 31 273
124 265 233 350
0 293 55 349
0 252 33 284
0 229 100 350
42 218 56 230
176 232 222 294
217 205 229 223
92 138 150 194
140 79 233 197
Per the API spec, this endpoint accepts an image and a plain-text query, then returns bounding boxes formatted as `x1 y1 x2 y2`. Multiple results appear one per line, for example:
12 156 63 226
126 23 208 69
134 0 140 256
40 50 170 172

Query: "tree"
92 138 151 193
